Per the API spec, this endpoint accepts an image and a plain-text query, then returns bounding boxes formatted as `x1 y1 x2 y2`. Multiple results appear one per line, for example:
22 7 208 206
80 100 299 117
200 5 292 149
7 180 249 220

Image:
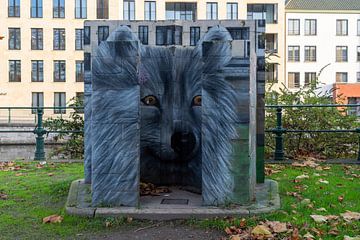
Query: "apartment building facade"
0 0 285 120
285 0 360 110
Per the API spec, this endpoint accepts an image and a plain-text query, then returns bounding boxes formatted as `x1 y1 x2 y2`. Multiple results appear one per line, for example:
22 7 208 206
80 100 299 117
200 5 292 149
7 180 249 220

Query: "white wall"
285 12 360 88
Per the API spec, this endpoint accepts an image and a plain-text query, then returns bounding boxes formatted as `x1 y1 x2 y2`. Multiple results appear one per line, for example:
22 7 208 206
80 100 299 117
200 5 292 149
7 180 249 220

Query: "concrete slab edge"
65 179 280 220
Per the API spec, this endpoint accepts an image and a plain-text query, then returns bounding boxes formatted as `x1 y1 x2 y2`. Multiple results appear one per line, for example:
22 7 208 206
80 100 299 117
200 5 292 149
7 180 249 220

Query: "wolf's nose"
171 131 196 157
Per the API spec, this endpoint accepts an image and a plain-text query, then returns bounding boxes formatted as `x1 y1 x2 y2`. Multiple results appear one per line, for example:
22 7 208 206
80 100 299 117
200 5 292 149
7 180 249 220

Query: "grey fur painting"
88 23 257 207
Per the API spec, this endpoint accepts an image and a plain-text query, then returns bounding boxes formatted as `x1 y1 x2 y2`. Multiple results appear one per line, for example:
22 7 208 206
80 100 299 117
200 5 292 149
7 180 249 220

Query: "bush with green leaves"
44 97 84 159
265 82 360 160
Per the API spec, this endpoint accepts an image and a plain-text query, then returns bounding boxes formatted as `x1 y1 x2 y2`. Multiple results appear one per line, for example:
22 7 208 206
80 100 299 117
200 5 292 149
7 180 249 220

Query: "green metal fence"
0 104 359 163
265 104 360 162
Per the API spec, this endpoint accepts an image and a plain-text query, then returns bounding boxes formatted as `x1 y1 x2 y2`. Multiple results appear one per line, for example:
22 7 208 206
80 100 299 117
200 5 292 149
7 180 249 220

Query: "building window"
75 92 84 113
54 60 66 82
32 92 44 114
54 29 66 50
97 0 108 19
288 72 300 88
9 60 21 82
31 28 43 50
258 34 265 49
357 46 360 61
304 46 316 62
75 29 84 50
54 92 66 114
305 72 316 86
165 2 197 21
144 1 156 21
84 26 91 45
336 19 348 36
8 0 20 17
190 27 200 46
288 46 300 62
247 4 277 24
75 61 84 82
227 3 238 20
305 19 316 35
75 0 87 18
31 60 43 82
8 28 20 50
156 26 182 46
348 98 360 116
206 2 218 20
226 27 249 40
288 19 300 35
265 33 278 53
357 20 360 35
123 0 135 20
138 26 149 45
336 72 348 83
266 63 278 83
31 0 42 18
98 26 109 44
357 72 360 82
53 0 65 18
336 46 348 62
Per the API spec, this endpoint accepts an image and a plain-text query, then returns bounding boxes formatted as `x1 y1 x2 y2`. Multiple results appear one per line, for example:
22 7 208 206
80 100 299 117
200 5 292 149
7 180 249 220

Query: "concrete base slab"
65 179 280 220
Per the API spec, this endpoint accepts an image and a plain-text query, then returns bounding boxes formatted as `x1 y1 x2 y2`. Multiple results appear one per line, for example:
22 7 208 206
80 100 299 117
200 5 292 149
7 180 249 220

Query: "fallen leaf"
265 221 288 233
47 173 54 177
304 232 315 239
310 215 328 223
316 208 327 212
42 214 63 223
338 195 344 203
296 174 309 179
328 227 339 236
0 192 8 200
291 228 300 240
344 236 360 240
318 179 329 184
251 225 272 238
341 211 360 222
301 199 311 205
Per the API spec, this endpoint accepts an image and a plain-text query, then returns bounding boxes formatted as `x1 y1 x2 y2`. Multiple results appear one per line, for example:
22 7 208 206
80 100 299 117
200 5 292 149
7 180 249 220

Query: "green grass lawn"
0 162 359 239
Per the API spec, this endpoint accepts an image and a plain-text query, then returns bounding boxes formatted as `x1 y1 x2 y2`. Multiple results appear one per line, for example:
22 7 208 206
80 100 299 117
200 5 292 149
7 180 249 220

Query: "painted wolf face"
92 26 239 193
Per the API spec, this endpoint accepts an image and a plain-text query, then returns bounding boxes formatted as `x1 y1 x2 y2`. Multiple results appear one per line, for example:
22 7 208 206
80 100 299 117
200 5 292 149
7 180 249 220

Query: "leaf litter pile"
140 182 171 196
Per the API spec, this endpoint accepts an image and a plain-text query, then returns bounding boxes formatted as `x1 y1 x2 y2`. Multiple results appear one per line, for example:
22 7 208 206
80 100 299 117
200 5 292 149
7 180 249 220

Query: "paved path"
85 223 224 240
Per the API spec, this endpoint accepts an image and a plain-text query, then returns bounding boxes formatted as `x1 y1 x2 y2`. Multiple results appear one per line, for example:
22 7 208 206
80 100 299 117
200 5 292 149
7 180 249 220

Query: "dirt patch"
83 222 224 240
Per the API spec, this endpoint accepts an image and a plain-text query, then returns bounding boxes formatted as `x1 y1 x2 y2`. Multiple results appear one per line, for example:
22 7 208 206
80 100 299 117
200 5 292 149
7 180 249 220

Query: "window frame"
165 2 197 21
336 72 348 83
75 29 84 50
304 46 316 62
53 60 66 82
144 1 156 21
54 92 66 114
226 2 238 20
190 26 200 46
31 92 44 114
336 46 348 62
9 60 21 82
138 25 149 45
266 63 278 83
288 19 300 35
96 0 109 19
31 28 43 50
206 2 218 20
75 0 87 19
75 60 84 82
123 0 135 20
288 72 300 88
31 0 43 18
98 26 109 45
304 19 316 36
336 19 348 36
53 28 66 50
53 0 65 18
304 72 317 86
8 28 21 50
357 46 360 62
156 25 182 46
288 45 300 62
8 0 20 17
31 60 44 82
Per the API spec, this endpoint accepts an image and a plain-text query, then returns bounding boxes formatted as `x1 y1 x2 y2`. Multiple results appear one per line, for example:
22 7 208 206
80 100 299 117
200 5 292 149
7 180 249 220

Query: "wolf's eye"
142 95 158 106
192 95 202 106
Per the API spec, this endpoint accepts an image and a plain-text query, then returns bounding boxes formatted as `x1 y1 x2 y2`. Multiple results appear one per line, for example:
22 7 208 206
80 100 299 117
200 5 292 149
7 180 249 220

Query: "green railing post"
8 108 11 124
357 128 360 162
34 107 46 161
274 107 285 161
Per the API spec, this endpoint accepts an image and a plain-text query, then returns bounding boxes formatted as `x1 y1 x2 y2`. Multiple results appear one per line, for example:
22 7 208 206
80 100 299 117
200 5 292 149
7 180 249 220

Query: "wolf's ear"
93 25 141 89
196 26 232 73
107 25 141 60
